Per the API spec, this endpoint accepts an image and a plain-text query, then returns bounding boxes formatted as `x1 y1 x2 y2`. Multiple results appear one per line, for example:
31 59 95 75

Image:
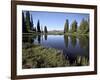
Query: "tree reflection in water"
37 35 41 44
44 34 47 40
70 35 77 48
78 35 89 49
64 35 68 48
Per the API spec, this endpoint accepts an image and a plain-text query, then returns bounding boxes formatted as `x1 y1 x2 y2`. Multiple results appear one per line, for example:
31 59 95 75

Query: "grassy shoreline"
22 44 69 68
22 44 89 69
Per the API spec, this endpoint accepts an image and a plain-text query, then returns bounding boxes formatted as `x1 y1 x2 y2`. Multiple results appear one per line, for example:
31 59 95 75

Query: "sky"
24 11 89 31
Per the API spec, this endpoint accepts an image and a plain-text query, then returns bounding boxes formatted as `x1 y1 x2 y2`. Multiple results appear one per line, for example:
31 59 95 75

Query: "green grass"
22 44 89 69
22 45 70 68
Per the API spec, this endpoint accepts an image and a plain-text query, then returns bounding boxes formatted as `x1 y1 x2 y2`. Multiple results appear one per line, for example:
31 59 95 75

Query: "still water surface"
23 34 89 65
33 35 89 63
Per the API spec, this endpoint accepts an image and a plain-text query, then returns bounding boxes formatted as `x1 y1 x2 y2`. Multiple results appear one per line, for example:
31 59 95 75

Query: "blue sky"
24 11 89 31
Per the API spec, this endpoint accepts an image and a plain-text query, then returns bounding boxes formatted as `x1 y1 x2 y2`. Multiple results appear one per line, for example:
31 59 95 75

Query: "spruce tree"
78 18 89 34
44 26 48 33
64 19 69 33
37 20 41 32
25 11 31 32
22 12 26 33
70 20 77 33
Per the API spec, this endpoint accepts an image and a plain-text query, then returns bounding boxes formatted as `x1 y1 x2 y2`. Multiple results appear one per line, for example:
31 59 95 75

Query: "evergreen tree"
70 20 77 33
25 11 31 32
78 18 89 34
22 12 26 33
64 19 69 33
37 20 41 32
44 26 48 33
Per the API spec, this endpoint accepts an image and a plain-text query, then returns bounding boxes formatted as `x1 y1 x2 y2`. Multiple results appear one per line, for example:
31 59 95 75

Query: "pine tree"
78 18 89 34
22 12 26 33
44 26 48 33
64 19 69 33
70 20 77 33
37 20 41 32
25 11 31 32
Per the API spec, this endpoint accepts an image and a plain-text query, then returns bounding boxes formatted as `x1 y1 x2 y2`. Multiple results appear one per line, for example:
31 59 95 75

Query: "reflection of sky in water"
34 35 89 58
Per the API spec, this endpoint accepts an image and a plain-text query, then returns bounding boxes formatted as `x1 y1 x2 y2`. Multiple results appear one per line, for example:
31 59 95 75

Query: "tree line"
22 11 48 33
23 11 89 34
64 18 89 34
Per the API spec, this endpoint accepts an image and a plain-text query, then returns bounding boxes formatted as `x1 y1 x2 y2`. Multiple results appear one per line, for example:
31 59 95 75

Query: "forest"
22 11 47 34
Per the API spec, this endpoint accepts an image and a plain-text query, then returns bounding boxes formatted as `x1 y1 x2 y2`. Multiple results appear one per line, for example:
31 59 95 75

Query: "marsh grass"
22 45 70 68
22 44 89 69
